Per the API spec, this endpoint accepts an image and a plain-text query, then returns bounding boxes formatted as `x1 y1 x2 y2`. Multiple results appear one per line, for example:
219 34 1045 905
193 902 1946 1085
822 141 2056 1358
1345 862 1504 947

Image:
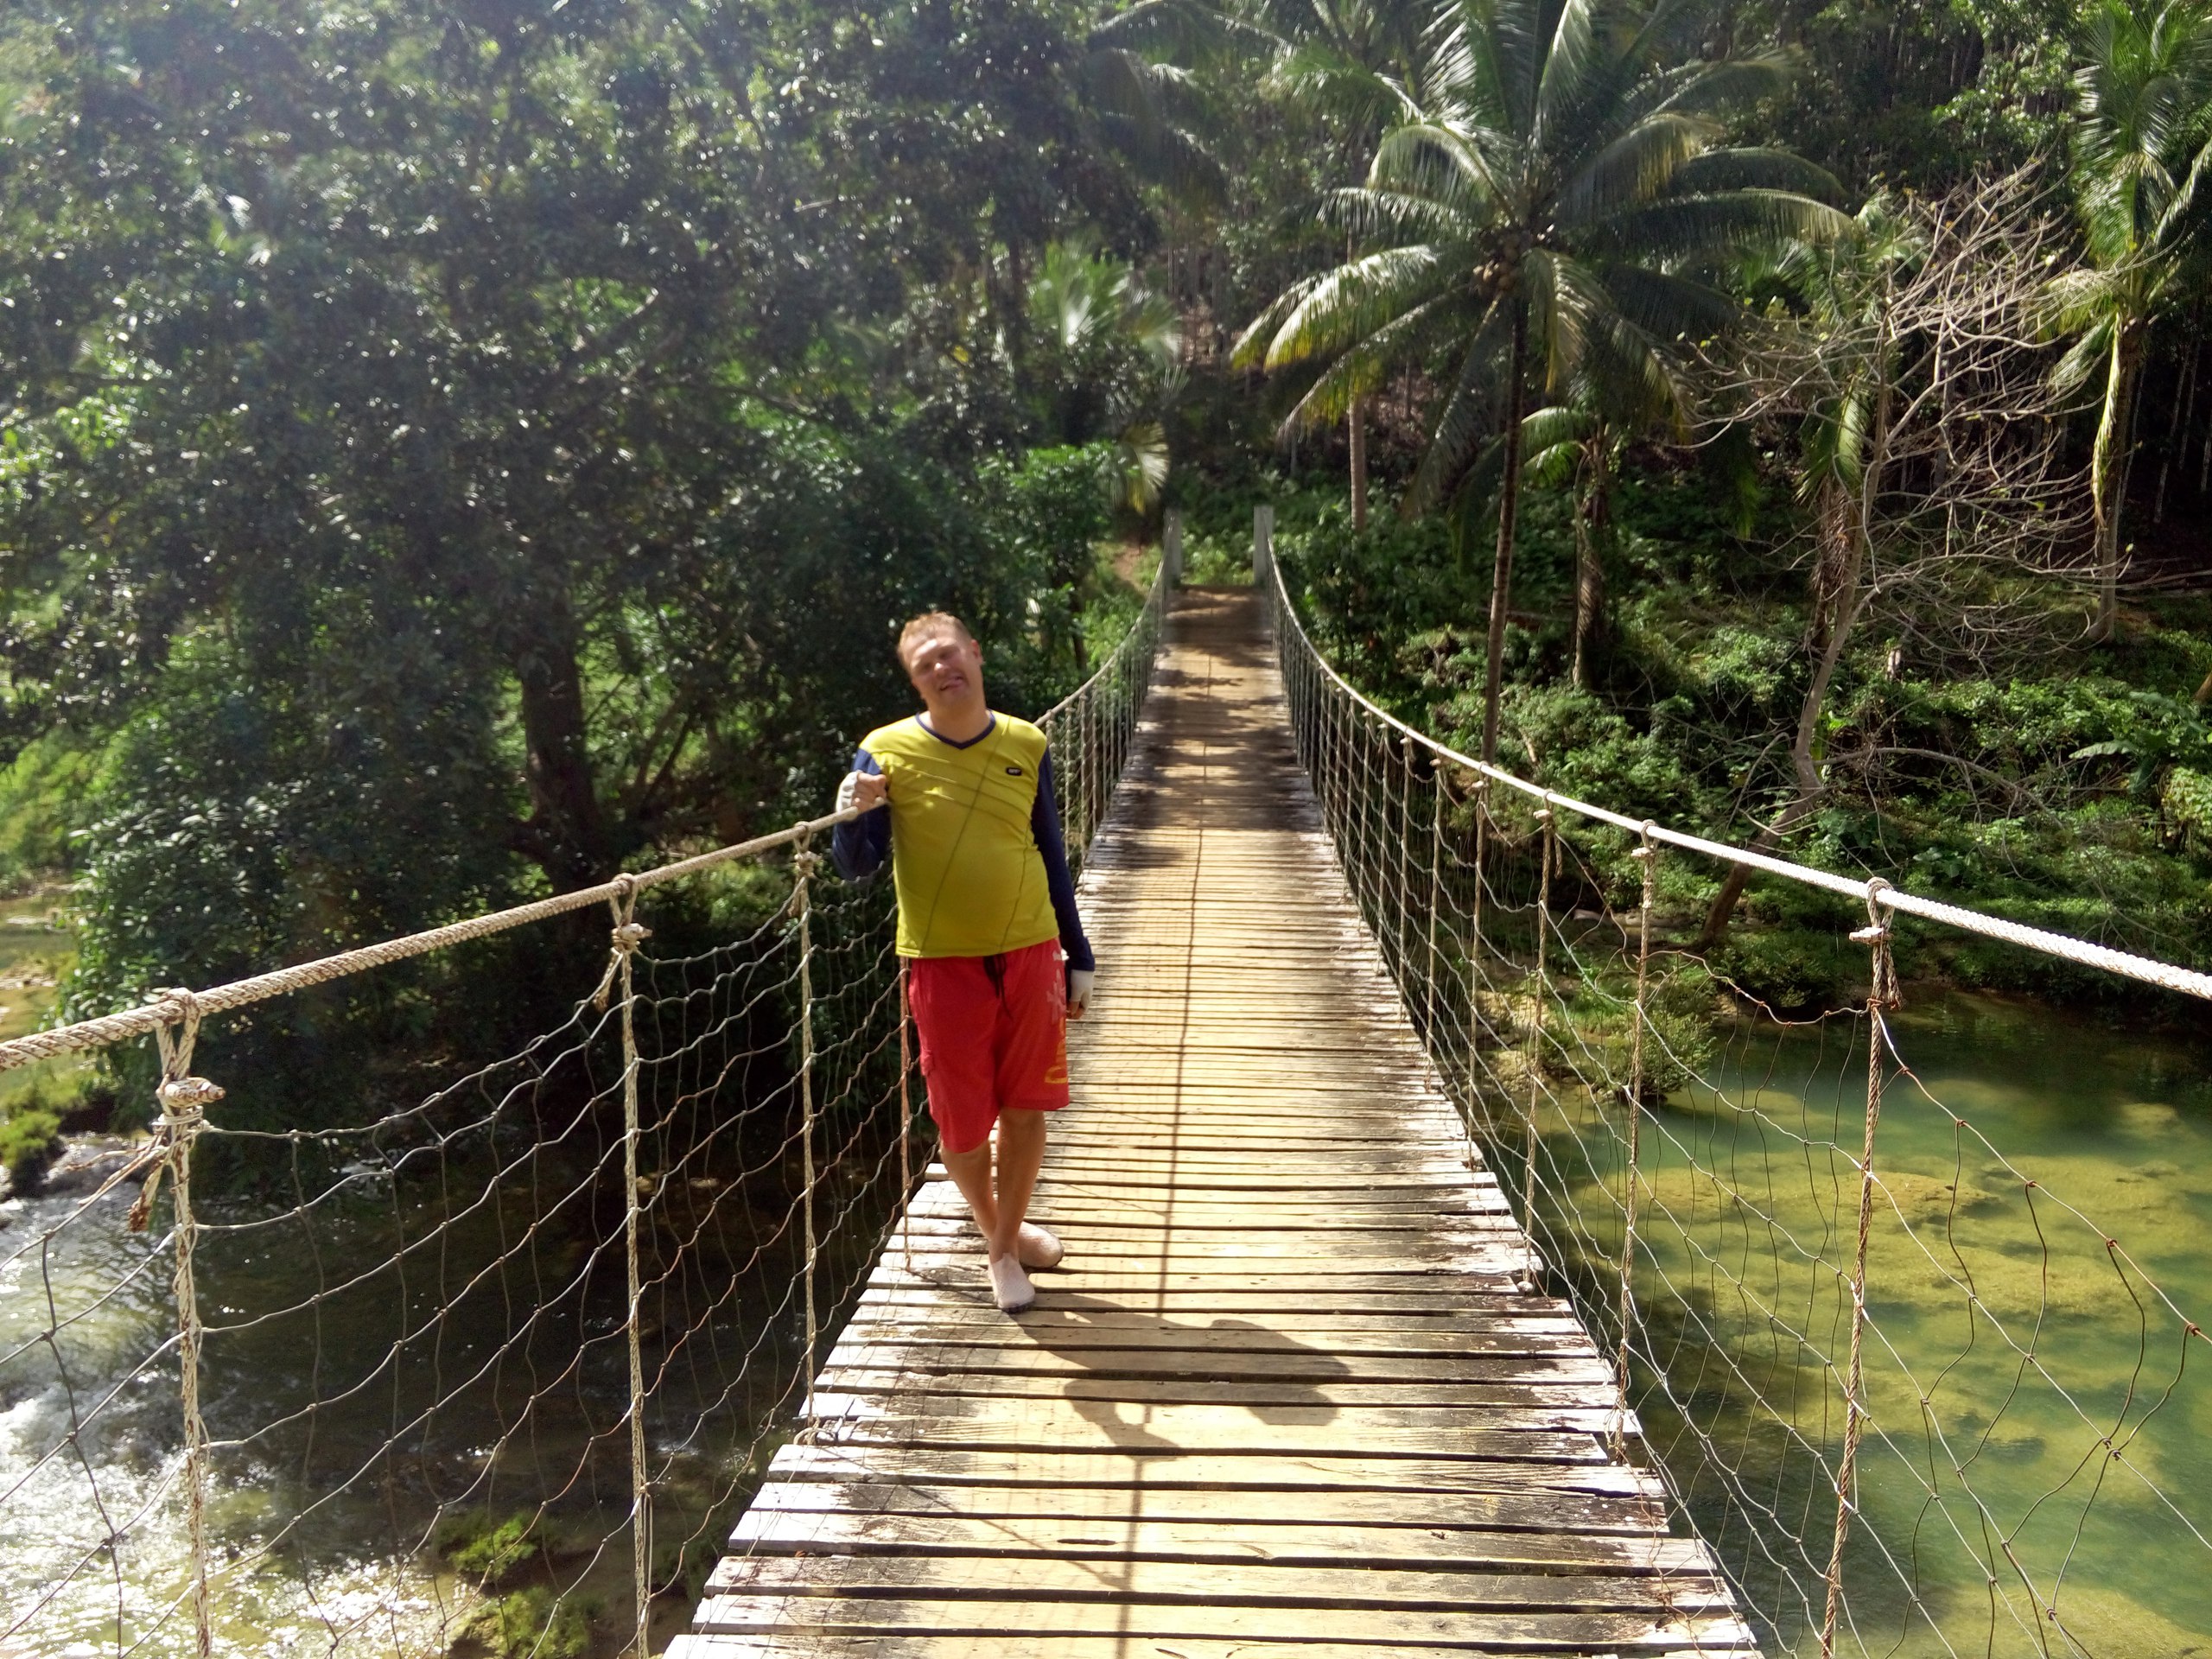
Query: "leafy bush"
0 1104 62 1194
465 1588 592 1659
441 1515 538 1586
1644 961 1724 1094
1709 930 1848 1013
0 734 97 884
2165 767 2212 855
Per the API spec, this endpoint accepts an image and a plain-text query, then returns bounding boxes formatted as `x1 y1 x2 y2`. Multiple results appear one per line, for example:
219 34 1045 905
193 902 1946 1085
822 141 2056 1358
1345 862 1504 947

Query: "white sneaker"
988 1253 1035 1313
1016 1222 1065 1270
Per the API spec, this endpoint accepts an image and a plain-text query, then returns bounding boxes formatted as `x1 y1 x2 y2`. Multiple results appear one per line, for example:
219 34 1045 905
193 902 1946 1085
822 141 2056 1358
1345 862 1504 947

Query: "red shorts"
908 938 1069 1155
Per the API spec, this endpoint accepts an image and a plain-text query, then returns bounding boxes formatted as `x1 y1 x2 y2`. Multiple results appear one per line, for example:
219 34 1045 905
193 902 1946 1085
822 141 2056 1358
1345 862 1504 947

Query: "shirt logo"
1005 766 1023 776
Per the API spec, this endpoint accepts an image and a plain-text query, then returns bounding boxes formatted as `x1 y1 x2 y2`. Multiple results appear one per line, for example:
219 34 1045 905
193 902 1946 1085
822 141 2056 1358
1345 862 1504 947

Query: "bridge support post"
1163 511 1184 587
1253 504 1274 589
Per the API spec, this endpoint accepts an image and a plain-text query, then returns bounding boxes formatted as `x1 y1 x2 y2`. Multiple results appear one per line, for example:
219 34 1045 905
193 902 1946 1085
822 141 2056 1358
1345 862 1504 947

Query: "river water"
5 987 2209 1656
1603 990 2212 1658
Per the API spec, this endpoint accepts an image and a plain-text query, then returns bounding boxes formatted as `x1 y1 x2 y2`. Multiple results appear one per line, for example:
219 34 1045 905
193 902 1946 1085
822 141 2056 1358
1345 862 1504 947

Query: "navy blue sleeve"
830 748 890 882
1032 751 1095 973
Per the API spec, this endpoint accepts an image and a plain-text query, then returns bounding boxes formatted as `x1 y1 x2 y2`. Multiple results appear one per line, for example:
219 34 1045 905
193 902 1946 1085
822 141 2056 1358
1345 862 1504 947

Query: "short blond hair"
896 611 973 666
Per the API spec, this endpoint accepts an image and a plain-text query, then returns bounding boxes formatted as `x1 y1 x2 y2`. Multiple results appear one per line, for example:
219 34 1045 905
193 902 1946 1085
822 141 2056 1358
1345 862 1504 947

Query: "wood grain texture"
677 588 1745 1655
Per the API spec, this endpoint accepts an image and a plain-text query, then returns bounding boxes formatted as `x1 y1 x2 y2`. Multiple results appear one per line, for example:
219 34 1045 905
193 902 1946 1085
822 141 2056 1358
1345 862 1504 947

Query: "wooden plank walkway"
673 588 1753 1658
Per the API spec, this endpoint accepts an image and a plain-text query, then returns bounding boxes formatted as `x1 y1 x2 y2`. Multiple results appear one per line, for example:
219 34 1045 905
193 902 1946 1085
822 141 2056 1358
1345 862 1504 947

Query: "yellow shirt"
858 714 1061 959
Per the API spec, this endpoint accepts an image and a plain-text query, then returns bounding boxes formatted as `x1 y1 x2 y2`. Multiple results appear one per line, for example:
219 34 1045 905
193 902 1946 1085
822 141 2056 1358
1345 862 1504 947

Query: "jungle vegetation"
3 0 2210 1129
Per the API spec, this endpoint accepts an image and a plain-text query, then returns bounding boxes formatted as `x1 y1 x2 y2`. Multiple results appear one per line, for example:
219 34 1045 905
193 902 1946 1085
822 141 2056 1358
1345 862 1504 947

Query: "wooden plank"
671 1637 1755 1659
825 1337 1611 1374
853 1285 1541 1313
817 1371 1625 1412
743 1479 1670 1533
763 1445 1669 1499
810 1395 1637 1449
706 1554 1736 1612
835 1316 1595 1351
730 1510 1720 1574
688 1595 1754 1651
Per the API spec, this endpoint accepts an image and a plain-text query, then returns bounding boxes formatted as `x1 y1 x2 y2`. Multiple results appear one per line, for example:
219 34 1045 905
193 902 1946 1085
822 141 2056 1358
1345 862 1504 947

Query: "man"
830 612 1096 1313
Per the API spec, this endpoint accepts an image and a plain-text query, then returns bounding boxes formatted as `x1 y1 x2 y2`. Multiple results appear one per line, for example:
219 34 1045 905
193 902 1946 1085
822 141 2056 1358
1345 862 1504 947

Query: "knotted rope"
1850 874 1904 1014
1824 875 1902 1657
593 874 652 1014
1521 804 1555 1294
594 874 657 1658
127 989 219 1659
127 990 223 1233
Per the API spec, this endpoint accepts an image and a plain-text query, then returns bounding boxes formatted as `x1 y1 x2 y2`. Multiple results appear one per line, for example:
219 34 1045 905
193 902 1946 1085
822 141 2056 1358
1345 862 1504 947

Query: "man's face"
902 627 984 707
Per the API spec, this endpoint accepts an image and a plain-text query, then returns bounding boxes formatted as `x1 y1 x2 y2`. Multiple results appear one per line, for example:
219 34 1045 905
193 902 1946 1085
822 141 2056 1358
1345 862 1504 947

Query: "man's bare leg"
989 1109 1049 1261
940 1142 1001 1255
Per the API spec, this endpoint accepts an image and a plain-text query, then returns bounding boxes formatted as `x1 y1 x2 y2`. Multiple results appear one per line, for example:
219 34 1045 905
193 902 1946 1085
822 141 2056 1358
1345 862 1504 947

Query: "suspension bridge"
683 585 1748 1655
4 525 2212 1659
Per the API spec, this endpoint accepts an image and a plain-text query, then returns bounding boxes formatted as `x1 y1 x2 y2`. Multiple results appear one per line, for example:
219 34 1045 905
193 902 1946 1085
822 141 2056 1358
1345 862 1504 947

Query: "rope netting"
0 568 1166 1659
1263 555 2212 1658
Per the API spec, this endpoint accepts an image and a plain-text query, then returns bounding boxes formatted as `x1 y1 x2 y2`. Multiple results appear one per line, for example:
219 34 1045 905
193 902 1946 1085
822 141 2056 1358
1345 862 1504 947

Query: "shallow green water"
1554 990 2212 1657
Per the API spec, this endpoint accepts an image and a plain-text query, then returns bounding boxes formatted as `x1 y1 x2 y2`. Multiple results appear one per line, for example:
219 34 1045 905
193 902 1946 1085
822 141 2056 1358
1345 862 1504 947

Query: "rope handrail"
1265 559 2212 1004
1036 556 1170 727
0 810 865 1073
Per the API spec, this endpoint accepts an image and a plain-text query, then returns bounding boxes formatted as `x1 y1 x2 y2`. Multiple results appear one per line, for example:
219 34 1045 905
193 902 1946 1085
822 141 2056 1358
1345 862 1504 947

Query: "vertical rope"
1522 808 1554 1294
134 991 221 1659
1423 755 1446 1056
1320 683 1338 845
1613 823 1658 1460
1826 876 1902 1657
1394 736 1416 983
594 875 652 1656
899 961 915 1272
793 840 822 1428
1467 778 1491 1116
1356 711 1381 926
1082 683 1097 852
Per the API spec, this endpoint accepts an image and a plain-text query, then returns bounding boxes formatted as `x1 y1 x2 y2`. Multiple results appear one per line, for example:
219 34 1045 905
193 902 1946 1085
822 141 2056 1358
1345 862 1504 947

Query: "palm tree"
1027 239 1183 512
1236 0 1843 762
1246 0 1437 526
2050 0 2212 643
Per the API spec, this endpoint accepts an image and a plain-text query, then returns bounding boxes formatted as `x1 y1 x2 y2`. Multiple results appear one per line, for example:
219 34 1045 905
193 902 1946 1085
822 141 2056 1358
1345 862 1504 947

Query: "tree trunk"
1001 237 1029 386
1350 394 1369 531
1481 301 1529 767
513 594 614 891
1697 474 1868 948
2155 334 2198 524
2088 321 2144 644
1572 431 1611 690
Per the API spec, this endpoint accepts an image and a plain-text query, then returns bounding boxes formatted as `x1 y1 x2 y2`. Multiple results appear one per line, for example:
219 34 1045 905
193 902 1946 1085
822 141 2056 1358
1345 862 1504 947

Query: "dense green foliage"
1261 467 2212 1005
3 0 2211 1090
